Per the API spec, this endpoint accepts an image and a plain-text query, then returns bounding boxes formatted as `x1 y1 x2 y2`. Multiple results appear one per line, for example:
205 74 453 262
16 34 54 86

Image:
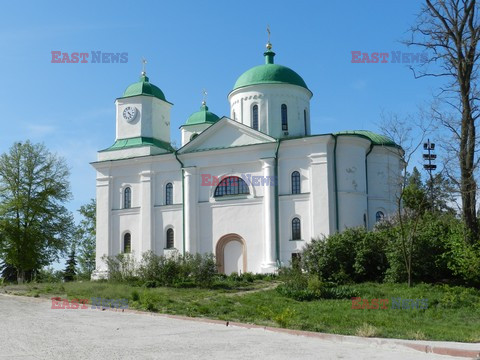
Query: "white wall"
180 123 212 146
367 146 402 227
228 84 312 138
93 134 402 277
115 96 172 143
336 137 370 230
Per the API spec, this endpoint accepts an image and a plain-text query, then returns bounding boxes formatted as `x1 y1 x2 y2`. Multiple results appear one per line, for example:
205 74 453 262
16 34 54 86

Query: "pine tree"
63 248 77 282
76 199 96 278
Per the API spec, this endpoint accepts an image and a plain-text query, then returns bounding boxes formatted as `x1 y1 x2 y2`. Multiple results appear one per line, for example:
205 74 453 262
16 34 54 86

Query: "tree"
75 199 96 278
407 166 457 213
63 247 77 282
380 112 431 286
406 0 480 242
0 141 73 283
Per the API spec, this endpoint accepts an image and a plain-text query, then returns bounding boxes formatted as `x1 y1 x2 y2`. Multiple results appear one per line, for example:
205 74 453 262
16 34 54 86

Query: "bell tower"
115 62 172 145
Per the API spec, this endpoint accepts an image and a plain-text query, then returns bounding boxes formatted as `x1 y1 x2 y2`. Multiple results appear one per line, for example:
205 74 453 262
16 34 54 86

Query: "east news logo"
51 51 128 63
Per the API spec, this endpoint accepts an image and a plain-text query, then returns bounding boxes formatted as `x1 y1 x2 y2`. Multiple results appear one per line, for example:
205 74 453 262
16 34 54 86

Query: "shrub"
273 308 296 328
356 323 378 337
102 253 138 283
301 227 388 284
103 251 218 288
131 289 140 302
384 213 459 284
442 225 480 287
276 267 359 301
186 253 217 287
34 267 64 283
141 291 158 312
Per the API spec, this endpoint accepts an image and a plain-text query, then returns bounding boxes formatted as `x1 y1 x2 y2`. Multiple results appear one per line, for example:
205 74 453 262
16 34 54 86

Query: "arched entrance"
216 234 247 274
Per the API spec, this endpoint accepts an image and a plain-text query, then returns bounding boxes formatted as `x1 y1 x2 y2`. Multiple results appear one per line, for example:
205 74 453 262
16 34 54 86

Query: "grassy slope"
3 281 480 342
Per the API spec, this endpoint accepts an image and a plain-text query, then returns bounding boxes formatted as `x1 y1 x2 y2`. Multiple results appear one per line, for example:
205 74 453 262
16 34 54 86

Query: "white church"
91 41 402 279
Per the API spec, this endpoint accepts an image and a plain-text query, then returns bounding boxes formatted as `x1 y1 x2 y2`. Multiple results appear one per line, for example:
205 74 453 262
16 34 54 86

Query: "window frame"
292 217 301 240
123 187 132 209
166 228 174 249
304 109 308 135
165 182 173 205
376 211 385 223
291 171 301 194
281 104 288 131
252 104 259 130
214 176 250 198
123 233 131 253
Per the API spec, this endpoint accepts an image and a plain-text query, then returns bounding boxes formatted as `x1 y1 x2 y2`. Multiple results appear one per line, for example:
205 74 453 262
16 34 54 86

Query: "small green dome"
121 73 166 101
185 102 220 125
233 48 309 91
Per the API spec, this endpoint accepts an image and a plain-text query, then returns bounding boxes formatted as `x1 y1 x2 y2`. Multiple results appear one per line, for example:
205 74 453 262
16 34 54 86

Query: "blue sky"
0 1 442 231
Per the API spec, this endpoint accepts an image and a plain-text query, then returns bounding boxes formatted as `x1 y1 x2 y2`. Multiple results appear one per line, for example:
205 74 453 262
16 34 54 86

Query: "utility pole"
423 139 437 209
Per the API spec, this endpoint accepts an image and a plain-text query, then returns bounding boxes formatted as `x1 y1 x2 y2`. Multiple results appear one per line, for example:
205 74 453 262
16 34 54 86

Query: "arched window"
292 218 301 240
123 233 131 253
190 133 198 141
291 171 301 194
214 176 250 197
166 228 174 249
304 109 308 135
233 110 236 120
165 183 173 205
124 187 131 209
281 104 288 131
252 105 259 130
376 211 385 223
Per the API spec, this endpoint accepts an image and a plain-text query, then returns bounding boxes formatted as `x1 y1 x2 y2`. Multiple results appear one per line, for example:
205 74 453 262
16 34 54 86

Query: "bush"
301 227 389 284
300 212 479 287
34 267 64 283
131 290 140 302
103 251 218 288
384 213 459 284
276 267 359 301
102 253 138 283
442 226 480 287
185 253 217 287
141 291 158 311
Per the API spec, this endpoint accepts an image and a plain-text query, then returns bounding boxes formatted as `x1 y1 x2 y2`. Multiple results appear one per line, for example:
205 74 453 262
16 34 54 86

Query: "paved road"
0 294 469 360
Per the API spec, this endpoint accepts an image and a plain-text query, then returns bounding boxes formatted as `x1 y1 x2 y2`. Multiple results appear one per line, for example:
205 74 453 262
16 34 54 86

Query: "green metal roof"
185 102 220 125
100 137 174 152
120 74 167 101
334 130 398 147
232 49 309 91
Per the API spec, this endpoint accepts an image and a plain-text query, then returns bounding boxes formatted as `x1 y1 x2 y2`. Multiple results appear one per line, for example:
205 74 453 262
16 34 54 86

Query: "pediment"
178 117 276 153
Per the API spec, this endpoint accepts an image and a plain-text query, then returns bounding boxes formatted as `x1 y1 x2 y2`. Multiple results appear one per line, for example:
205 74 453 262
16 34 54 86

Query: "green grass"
4 281 480 342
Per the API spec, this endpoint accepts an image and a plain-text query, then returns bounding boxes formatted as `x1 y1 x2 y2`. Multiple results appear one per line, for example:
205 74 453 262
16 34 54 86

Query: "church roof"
100 136 174 152
232 45 310 92
119 74 167 101
334 130 399 147
184 102 220 126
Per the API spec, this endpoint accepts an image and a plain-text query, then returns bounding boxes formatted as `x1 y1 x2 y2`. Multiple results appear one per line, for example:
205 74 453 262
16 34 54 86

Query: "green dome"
121 73 166 101
233 49 309 91
185 102 220 125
